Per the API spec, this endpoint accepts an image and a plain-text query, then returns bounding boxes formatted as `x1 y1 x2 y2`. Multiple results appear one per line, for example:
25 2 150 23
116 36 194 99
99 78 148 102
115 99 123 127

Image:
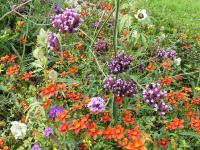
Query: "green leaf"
55 78 80 84
179 131 200 138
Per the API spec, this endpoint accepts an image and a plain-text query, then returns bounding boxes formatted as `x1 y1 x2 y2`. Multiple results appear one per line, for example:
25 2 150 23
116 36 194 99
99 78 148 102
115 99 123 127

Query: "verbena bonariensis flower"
108 52 132 74
157 48 177 60
31 144 41 150
153 100 172 115
104 76 137 97
51 9 83 33
112 78 137 97
143 83 172 115
87 97 105 113
103 76 115 91
94 39 109 54
143 83 167 104
47 32 60 51
53 3 63 14
92 21 102 29
43 127 53 137
48 106 64 118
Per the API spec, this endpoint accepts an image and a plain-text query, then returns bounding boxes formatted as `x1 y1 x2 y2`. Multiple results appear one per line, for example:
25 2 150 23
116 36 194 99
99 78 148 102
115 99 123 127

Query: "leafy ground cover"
0 0 200 150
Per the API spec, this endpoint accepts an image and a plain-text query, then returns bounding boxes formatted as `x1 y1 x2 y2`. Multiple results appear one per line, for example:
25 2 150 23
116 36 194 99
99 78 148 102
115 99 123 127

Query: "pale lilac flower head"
43 127 53 137
51 9 83 33
108 52 132 74
53 3 63 14
87 97 105 113
48 106 64 118
47 32 60 51
153 100 172 115
31 144 41 150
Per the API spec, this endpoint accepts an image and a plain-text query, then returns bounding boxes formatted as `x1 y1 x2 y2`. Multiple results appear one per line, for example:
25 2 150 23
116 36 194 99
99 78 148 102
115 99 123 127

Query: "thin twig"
0 0 32 21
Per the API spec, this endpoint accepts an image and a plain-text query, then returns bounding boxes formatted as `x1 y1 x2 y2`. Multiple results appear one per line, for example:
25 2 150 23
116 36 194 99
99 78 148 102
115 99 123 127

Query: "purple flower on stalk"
93 21 102 29
31 144 41 150
53 3 63 14
48 106 64 118
157 48 177 60
112 78 137 97
103 76 115 91
87 97 105 113
103 76 137 97
51 9 83 33
47 32 60 51
143 83 167 104
43 127 53 137
94 39 109 54
108 52 132 74
139 63 145 72
143 83 172 115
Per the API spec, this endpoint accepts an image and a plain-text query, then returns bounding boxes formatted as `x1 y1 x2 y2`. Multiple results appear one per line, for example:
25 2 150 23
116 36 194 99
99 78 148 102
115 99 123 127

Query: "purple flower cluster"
48 106 64 118
157 48 177 60
143 83 172 115
51 9 83 33
43 127 53 137
108 52 132 74
53 3 63 14
31 144 41 150
47 32 60 51
87 97 105 112
104 76 137 97
94 39 109 54
93 21 102 29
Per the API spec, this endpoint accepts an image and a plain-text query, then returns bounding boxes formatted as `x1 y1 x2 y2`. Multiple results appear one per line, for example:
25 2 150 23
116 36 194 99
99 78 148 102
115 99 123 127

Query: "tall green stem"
111 0 120 124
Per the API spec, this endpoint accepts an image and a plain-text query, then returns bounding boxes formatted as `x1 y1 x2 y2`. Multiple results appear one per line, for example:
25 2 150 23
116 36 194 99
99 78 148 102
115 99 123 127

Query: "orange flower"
8 55 17 63
185 111 196 119
191 118 200 133
179 34 187 40
121 31 129 36
182 44 190 49
42 99 52 109
168 99 179 105
112 125 124 140
83 97 91 105
21 71 32 80
56 110 71 122
175 75 184 81
147 64 156 72
71 103 83 111
71 119 86 134
125 138 147 150
66 92 83 102
160 61 170 68
68 55 76 63
160 77 175 86
127 126 141 140
60 71 69 77
85 122 101 140
80 12 88 17
105 4 113 11
41 83 58 97
101 111 111 123
181 87 192 93
102 127 113 139
75 41 84 50
62 50 69 59
118 138 129 148
59 122 70 134
192 97 200 105
6 65 20 76
166 118 184 131
123 110 135 125
0 55 9 63
68 66 78 74
79 31 86 36
114 95 124 104
159 138 170 148
175 93 189 101
196 37 200 43
3 146 9 150
19 38 28 44
0 138 4 147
